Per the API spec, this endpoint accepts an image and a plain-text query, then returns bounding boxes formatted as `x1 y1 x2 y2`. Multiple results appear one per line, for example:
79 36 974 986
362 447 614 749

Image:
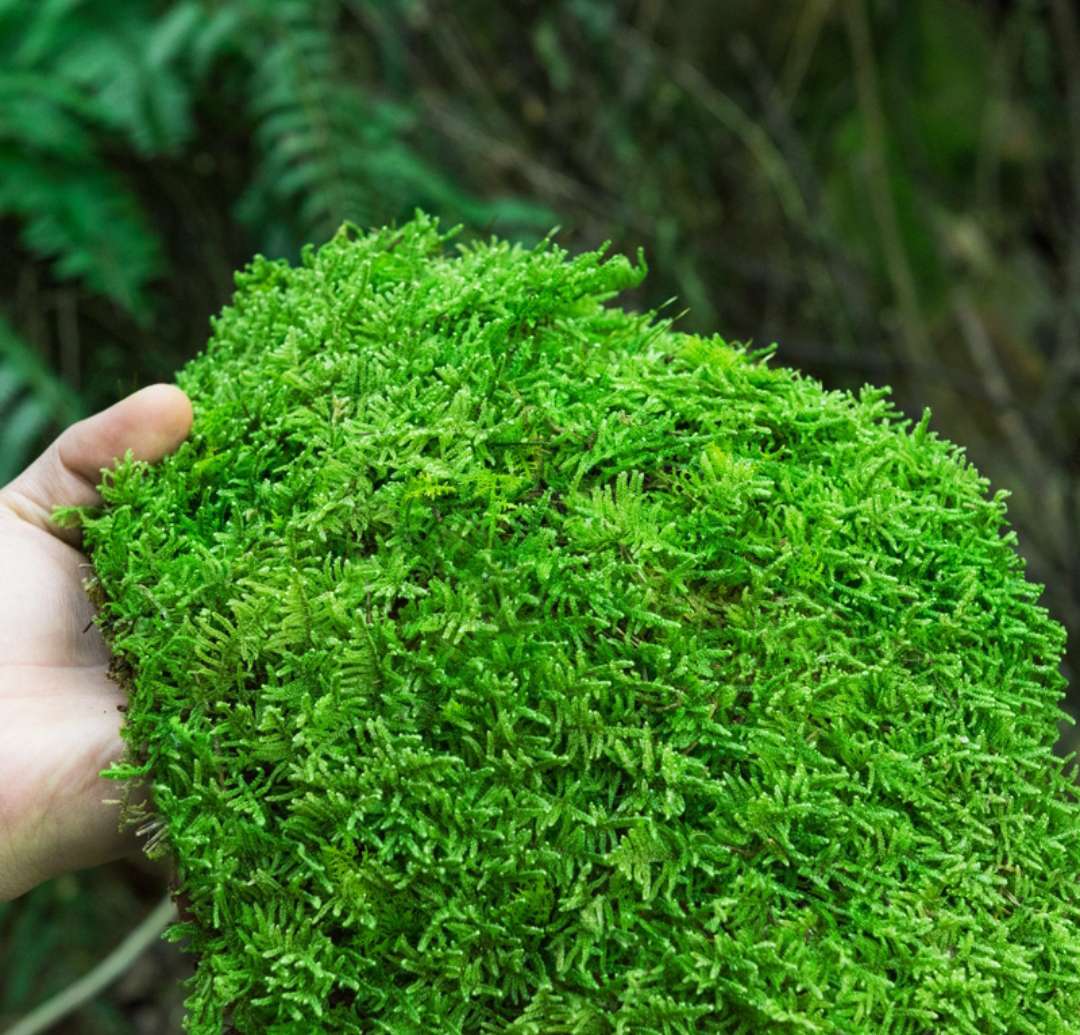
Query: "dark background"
2 1 1078 1030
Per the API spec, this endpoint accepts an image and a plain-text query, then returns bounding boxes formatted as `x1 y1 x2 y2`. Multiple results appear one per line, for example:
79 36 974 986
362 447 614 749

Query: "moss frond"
82 214 1080 1034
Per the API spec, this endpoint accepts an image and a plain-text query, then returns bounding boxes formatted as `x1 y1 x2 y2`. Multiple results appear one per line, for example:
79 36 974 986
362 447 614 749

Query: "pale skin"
0 384 193 901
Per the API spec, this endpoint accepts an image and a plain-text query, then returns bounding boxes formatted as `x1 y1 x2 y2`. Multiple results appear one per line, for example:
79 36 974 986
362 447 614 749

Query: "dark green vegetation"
2 3 1080 1032
76 216 1080 1033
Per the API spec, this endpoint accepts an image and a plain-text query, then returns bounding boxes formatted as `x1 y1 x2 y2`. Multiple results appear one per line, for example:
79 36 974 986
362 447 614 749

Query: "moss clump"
82 214 1080 1034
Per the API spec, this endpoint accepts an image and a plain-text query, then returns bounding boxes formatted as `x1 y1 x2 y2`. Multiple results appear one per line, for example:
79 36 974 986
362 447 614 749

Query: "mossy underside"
80 215 1080 1033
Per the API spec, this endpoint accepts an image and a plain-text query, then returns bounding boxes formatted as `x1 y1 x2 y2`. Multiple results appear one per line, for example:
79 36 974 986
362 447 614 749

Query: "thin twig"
953 291 1066 555
421 92 624 226
616 26 810 229
780 0 836 104
1040 0 1080 432
728 31 867 353
952 290 1047 481
842 0 931 371
2 895 176 1035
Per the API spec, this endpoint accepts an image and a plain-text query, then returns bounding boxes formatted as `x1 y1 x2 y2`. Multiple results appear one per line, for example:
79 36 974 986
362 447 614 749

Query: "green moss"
80 214 1080 1033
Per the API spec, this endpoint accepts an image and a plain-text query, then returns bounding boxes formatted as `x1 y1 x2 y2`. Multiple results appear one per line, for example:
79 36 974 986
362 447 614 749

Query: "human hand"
0 385 192 901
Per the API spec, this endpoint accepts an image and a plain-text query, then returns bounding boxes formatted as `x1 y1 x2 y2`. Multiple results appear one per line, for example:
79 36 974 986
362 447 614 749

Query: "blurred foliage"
0 865 188 1034
1 0 1079 1028
0 313 82 482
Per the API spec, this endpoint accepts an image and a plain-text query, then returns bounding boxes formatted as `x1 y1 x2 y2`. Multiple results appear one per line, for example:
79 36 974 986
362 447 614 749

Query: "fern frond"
241 0 379 242
0 144 162 317
0 2 171 315
0 1 244 316
53 3 220 156
239 0 552 249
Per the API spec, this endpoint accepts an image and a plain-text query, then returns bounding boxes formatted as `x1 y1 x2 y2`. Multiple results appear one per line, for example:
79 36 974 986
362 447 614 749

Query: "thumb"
0 384 193 545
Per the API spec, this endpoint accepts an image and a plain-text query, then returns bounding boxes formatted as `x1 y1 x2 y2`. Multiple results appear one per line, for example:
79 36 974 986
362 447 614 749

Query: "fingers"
0 384 193 545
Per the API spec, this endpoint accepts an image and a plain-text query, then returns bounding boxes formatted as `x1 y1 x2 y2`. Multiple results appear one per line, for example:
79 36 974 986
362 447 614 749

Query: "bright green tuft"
80 213 1080 1033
